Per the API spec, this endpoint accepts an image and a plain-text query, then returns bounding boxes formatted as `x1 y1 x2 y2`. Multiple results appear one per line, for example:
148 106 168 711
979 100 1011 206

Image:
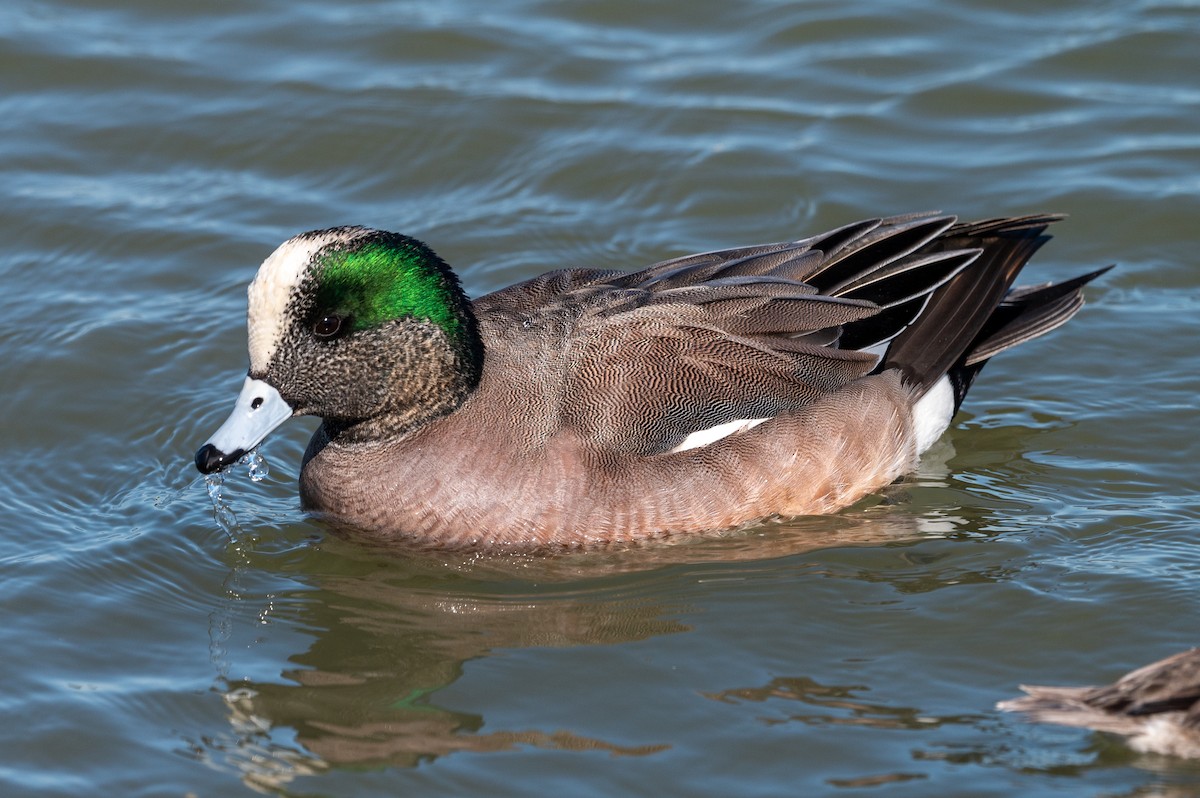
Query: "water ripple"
3 0 1200 795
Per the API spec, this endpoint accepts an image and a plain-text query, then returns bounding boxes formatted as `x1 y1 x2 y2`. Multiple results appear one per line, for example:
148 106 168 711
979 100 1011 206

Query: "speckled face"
197 226 483 471
242 226 482 430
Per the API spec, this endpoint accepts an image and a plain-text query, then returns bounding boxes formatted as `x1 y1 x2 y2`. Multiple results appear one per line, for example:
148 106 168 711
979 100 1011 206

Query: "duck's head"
195 226 481 474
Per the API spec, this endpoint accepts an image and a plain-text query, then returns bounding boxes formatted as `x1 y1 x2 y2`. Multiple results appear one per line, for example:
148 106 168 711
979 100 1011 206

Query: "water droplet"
205 471 240 536
205 471 225 503
235 449 269 482
246 450 269 482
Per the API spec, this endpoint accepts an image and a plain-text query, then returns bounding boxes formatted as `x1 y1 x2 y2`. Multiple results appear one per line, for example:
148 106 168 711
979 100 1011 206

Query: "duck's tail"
877 215 1111 411
943 263 1113 411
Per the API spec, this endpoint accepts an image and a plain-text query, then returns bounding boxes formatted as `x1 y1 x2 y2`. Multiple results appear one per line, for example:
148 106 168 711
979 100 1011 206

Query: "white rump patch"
670 417 770 453
912 375 955 455
246 227 372 371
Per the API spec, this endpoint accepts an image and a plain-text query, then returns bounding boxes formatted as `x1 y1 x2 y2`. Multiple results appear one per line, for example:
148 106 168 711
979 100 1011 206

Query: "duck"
998 648 1200 758
195 212 1107 549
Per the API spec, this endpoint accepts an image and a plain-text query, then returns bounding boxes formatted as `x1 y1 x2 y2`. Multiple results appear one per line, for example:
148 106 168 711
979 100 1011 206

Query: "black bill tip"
195 443 245 474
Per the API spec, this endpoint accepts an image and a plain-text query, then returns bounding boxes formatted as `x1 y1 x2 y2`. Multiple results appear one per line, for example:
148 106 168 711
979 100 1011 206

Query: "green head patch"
310 232 470 344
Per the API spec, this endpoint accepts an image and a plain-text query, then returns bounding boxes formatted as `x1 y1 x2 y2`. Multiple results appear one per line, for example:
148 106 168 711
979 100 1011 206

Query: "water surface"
3 0 1200 795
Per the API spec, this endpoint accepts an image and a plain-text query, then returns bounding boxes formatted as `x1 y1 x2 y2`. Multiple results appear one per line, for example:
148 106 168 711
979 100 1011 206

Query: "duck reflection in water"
191 505 960 789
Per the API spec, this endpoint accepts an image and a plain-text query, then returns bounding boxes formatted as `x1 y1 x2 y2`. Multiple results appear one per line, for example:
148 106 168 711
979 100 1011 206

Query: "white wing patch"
669 417 770 453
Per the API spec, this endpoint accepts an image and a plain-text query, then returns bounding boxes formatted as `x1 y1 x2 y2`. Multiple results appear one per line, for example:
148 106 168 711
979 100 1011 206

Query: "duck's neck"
324 314 485 447
320 395 460 446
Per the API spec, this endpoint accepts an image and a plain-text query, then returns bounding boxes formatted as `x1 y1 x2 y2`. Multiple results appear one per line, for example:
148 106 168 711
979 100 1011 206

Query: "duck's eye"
313 314 346 339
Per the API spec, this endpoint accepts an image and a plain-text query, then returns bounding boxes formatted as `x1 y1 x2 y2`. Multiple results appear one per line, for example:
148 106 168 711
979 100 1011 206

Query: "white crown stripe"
246 229 371 372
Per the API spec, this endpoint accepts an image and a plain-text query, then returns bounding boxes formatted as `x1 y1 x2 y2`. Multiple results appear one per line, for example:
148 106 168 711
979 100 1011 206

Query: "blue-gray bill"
195 376 293 474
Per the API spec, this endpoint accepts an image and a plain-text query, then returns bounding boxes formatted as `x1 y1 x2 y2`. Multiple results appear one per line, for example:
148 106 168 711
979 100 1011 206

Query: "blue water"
3 0 1200 795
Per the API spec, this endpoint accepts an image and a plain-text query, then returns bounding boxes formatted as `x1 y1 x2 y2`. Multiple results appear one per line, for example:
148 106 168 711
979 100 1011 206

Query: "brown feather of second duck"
999 648 1200 758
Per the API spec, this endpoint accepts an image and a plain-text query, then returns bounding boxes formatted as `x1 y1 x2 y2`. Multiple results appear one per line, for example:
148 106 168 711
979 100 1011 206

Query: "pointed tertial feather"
797 216 885 261
836 248 981 307
947 213 1066 238
635 246 827 290
818 249 982 353
627 216 900 292
630 241 800 288
837 292 932 352
762 336 879 366
803 214 957 294
578 276 818 317
701 248 828 284
645 276 819 305
628 215 889 285
600 213 946 298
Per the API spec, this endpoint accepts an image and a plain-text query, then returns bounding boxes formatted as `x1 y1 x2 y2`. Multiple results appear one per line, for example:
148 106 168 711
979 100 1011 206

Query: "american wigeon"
999 648 1200 758
195 212 1107 548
